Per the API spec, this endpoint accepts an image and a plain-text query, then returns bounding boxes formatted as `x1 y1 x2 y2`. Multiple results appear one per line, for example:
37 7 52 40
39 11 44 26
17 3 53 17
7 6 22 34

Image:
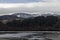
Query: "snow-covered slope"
12 13 39 18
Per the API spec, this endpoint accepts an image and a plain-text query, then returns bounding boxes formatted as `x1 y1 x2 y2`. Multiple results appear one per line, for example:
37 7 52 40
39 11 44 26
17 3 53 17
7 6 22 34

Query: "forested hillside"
0 15 59 31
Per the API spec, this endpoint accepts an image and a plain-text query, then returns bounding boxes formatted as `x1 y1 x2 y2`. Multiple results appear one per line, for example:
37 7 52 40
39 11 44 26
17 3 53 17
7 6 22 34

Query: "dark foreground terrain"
0 15 60 31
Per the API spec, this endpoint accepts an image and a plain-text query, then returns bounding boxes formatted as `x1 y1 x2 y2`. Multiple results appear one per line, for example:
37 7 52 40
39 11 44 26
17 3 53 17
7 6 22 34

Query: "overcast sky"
0 0 60 15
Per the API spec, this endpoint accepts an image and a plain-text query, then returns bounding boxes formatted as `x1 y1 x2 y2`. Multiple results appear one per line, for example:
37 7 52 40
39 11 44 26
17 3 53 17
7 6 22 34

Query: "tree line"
0 15 59 31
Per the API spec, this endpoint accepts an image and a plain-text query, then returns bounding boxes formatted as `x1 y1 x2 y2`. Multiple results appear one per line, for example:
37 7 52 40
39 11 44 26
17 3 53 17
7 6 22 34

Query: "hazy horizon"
0 0 60 15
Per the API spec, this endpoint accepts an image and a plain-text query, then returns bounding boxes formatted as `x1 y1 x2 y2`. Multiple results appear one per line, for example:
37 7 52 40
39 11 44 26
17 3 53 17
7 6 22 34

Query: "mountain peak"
12 13 39 18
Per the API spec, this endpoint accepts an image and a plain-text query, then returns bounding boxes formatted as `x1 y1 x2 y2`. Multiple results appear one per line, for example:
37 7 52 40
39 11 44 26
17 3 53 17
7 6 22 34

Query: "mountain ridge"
0 13 59 20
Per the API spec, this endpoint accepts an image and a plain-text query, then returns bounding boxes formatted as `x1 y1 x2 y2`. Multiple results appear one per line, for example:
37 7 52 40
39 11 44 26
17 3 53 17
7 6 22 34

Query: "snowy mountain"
0 12 59 20
0 13 39 20
12 13 39 18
